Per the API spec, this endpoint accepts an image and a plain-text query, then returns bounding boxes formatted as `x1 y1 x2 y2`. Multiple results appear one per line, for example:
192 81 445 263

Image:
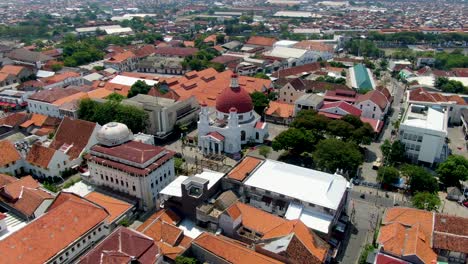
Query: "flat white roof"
159 170 224 198
62 181 95 197
36 70 55 78
109 75 159 87
274 11 313 18
285 203 333 233
244 160 348 210
403 105 447 132
267 47 308 59
178 218 204 239
104 27 133 35
274 40 299 47
160 176 188 197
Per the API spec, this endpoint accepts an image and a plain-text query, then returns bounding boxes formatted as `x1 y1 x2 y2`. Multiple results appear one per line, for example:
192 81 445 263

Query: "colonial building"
86 122 175 210
197 74 269 155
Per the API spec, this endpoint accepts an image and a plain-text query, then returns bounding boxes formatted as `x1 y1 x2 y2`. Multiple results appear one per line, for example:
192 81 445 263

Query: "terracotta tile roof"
28 87 81 103
107 51 136 64
0 192 108 264
211 55 242 64
49 117 97 160
0 176 53 217
377 86 392 101
132 45 157 58
227 156 263 182
136 209 190 260
86 88 113 99
356 90 390 110
432 214 468 254
293 41 334 53
383 207 434 240
319 101 362 117
0 174 16 188
408 87 467 105
231 202 287 235
154 47 198 57
91 141 165 164
0 140 21 167
262 219 329 263
165 68 271 106
265 101 294 118
84 191 132 223
0 112 28 127
204 34 217 43
20 113 48 128
25 144 55 168
51 92 87 106
452 68 468 77
246 36 278 47
374 253 409 264
193 233 282 264
78 226 159 264
0 65 25 76
41 71 80 85
183 41 195 47
205 131 225 141
271 62 321 78
0 72 11 82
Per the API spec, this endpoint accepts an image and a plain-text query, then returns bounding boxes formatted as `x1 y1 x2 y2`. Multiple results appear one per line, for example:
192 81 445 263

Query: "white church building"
198 74 269 155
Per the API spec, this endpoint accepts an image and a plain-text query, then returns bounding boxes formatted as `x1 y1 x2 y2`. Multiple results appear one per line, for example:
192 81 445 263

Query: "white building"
87 122 176 211
224 156 350 236
355 88 391 120
399 104 449 165
197 74 269 155
265 47 319 68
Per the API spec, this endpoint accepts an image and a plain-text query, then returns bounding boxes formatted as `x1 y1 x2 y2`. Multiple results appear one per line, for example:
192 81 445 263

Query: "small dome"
97 122 133 146
216 74 253 114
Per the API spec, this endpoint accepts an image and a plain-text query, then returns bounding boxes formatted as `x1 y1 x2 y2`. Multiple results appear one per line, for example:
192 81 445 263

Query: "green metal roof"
353 63 373 91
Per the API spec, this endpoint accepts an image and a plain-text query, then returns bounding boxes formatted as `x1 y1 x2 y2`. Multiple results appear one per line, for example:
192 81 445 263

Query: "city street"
360 77 406 183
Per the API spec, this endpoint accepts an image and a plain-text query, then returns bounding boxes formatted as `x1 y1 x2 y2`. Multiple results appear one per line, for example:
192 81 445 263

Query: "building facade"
197 74 268 155
86 122 175 210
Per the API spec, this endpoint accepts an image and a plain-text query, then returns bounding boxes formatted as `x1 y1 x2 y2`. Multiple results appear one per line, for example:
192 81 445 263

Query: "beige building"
123 94 199 139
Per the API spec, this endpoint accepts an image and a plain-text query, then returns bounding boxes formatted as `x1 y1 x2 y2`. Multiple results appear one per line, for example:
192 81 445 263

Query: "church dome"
216 74 254 114
97 122 133 146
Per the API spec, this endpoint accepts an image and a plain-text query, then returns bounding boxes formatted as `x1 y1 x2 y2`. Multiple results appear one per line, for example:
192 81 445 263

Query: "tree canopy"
401 165 438 194
250 91 269 115
272 128 316 154
78 99 148 133
380 140 406 165
312 138 363 174
128 80 153 98
377 166 400 186
436 155 468 187
434 77 467 94
412 192 441 211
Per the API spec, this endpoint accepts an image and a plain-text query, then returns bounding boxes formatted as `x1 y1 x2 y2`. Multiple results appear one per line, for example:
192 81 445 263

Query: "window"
151 183 154 188
126 182 128 187
105 176 109 181
360 105 363 109
241 131 246 141
290 93 293 96
239 115 243 120
66 252 69 257
101 174 103 180
121 180 124 186
98 227 102 232
71 247 75 252
373 106 376 111
110 178 114 183
59 257 63 261
372 114 375 118
133 185 136 191
93 231 96 236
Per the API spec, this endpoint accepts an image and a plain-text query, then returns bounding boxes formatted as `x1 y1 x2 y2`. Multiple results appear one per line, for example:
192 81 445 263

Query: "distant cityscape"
0 1 467 264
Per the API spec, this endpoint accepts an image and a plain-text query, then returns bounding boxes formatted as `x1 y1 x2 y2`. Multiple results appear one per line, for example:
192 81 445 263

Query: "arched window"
256 132 259 140
241 131 246 141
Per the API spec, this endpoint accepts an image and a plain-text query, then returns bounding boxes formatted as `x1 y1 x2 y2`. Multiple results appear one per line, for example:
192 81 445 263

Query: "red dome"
216 86 253 114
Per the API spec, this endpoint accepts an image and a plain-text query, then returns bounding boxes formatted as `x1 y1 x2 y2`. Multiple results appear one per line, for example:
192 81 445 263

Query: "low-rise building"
6 48 53 69
0 89 32 110
122 94 199 139
223 156 350 237
86 122 175 211
0 192 110 264
104 51 137 72
264 47 319 68
294 93 324 113
0 141 23 176
349 63 376 92
78 226 162 264
137 56 186 75
355 88 391 120
399 104 449 165
265 101 295 125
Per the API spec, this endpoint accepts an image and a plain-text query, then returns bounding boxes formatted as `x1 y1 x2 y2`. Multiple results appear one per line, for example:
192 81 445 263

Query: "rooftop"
84 191 133 224
160 170 225 197
243 159 349 210
402 104 447 132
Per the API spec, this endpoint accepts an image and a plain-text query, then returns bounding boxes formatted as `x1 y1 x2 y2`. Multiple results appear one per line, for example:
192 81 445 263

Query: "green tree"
250 91 269 115
402 165 438 194
291 110 329 133
377 166 400 185
253 73 270 79
436 155 468 187
175 256 198 264
380 140 405 165
412 192 441 211
327 119 354 140
216 34 225 44
106 93 125 102
312 138 363 174
128 80 152 98
351 123 375 145
51 63 63 72
272 128 315 153
258 145 271 158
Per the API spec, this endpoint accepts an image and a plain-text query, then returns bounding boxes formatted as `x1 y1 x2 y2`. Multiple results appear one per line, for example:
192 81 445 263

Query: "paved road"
360 78 406 183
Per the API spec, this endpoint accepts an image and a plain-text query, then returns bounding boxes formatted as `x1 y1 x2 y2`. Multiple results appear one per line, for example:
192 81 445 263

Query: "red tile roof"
271 62 321 78
91 141 165 164
84 192 133 224
432 214 468 254
320 101 362 117
356 90 390 110
205 131 225 141
227 156 263 182
0 192 109 264
265 101 294 118
0 175 53 217
246 36 278 47
49 117 97 160
0 112 29 127
193 233 283 264
78 226 160 264
0 174 16 188
28 87 81 103
107 51 136 64
154 47 198 57
408 87 467 105
137 209 190 260
25 144 55 168
0 140 21 167
0 65 25 76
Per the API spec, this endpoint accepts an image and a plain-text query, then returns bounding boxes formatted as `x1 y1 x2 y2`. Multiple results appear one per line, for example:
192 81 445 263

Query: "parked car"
372 158 382 170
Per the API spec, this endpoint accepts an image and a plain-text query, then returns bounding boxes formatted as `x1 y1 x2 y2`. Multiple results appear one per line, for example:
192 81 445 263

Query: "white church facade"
197 74 269 155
